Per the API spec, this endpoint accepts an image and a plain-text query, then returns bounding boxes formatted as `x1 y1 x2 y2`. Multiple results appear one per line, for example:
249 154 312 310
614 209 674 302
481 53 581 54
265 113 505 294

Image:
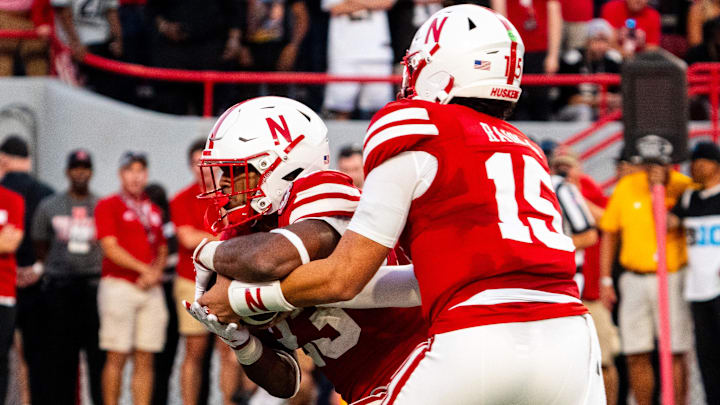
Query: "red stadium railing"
1 28 718 155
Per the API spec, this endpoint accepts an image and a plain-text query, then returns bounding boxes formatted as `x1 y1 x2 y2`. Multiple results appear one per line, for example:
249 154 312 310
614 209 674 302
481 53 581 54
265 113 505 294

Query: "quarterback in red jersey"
187 96 427 403
217 5 606 404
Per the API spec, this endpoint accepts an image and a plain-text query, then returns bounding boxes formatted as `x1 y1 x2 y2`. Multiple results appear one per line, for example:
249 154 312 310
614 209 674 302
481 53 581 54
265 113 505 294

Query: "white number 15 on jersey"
486 152 574 252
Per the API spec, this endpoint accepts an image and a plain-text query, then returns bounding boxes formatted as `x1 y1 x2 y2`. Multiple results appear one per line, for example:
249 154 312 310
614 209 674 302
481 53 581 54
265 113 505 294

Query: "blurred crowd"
0 134 365 405
1 0 719 120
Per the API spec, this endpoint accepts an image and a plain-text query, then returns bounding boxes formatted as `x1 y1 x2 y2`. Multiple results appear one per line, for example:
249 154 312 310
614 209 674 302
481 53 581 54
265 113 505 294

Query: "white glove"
184 300 264 365
192 238 220 301
185 301 249 349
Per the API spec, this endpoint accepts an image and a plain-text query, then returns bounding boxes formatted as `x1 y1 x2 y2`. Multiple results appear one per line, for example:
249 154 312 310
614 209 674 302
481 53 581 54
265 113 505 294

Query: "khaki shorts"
98 277 168 353
174 276 208 336
618 270 693 355
583 300 620 366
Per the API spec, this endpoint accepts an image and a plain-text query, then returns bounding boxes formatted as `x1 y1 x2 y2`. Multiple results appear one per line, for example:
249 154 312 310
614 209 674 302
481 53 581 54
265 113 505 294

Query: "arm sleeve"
9 194 24 230
321 0 343 12
31 200 50 242
556 182 595 234
319 264 420 309
644 11 661 46
598 185 623 232
347 151 438 248
94 200 115 240
170 195 193 228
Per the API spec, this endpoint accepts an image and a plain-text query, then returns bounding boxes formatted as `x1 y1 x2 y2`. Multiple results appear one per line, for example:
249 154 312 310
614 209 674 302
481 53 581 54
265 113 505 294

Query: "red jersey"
95 194 165 283
507 0 550 52
561 0 592 23
363 99 587 335
601 0 661 46
261 170 427 402
170 183 215 281
0 186 24 301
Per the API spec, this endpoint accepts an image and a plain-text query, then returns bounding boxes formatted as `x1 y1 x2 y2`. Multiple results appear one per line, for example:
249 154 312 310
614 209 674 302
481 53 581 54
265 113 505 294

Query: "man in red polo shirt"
170 139 243 405
601 0 661 58
96 152 168 405
0 185 23 405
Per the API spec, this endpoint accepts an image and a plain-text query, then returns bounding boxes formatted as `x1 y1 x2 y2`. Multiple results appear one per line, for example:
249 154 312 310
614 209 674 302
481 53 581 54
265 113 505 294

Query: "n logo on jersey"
425 16 448 44
245 288 269 312
267 115 292 145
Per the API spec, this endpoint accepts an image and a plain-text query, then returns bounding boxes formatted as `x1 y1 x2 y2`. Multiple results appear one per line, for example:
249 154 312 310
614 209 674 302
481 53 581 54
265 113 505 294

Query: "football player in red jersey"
187 96 426 404
207 5 607 404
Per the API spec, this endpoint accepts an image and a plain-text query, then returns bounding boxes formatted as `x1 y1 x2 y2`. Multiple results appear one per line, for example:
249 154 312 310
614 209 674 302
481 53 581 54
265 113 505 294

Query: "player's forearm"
599 231 618 278
289 2 308 46
243 349 300 399
319 264 421 309
282 231 389 307
213 220 340 283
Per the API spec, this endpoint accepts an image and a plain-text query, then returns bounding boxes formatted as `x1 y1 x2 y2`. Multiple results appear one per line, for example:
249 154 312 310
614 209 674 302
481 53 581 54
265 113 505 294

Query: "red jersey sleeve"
600 1 621 28
94 197 116 240
170 188 194 228
362 100 440 176
278 170 361 227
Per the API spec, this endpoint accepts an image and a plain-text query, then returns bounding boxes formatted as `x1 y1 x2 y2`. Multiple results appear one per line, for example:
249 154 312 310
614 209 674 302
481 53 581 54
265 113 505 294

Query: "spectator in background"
95 151 168 405
0 135 54 405
52 0 123 97
0 0 52 76
549 150 598 294
503 0 563 121
387 0 442 66
0 185 23 405
686 16 720 65
599 136 692 405
337 144 363 188
118 0 152 106
31 149 104 405
322 0 396 120
143 183 179 405
687 0 720 48
551 147 621 405
686 17 720 119
561 0 594 50
555 19 622 121
146 0 242 115
669 142 720 405
601 0 661 58
240 0 309 98
170 140 245 405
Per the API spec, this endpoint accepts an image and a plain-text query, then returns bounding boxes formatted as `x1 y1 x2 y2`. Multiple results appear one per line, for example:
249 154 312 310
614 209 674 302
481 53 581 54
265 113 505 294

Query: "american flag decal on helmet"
474 60 491 70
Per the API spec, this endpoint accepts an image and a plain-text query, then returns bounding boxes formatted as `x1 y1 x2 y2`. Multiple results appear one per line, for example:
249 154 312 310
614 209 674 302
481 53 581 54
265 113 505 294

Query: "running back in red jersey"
363 98 587 335
267 169 427 403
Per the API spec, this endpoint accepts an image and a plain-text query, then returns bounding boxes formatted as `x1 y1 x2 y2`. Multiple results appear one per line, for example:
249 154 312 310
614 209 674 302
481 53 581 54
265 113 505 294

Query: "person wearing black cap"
30 149 105 405
0 135 54 405
670 141 720 405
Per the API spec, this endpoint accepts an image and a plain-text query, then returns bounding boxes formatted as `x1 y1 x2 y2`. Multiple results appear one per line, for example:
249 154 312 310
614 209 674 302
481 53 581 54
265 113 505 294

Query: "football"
240 312 279 326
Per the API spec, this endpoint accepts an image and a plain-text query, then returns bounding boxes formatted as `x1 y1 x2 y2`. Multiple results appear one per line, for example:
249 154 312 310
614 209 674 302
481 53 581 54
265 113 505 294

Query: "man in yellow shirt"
599 137 693 405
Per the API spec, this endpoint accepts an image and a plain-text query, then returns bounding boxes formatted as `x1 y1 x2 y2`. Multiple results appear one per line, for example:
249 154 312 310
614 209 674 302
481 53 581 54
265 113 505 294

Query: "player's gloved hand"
193 238 221 301
184 300 249 350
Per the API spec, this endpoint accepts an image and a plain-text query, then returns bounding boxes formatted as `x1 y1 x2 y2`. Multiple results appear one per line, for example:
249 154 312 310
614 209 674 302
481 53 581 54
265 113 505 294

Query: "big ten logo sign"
688 224 720 246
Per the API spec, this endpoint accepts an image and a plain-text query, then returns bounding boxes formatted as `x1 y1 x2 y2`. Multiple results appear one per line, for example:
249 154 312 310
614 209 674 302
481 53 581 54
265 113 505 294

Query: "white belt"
450 288 581 310
0 296 16 306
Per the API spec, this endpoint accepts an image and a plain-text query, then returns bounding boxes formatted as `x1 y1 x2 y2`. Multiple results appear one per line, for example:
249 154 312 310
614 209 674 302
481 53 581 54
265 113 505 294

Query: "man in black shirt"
670 141 720 405
0 135 53 405
555 18 622 121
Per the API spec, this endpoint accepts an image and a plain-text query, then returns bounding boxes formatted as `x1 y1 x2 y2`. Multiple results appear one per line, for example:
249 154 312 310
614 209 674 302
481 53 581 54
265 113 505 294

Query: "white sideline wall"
0 77 707 196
